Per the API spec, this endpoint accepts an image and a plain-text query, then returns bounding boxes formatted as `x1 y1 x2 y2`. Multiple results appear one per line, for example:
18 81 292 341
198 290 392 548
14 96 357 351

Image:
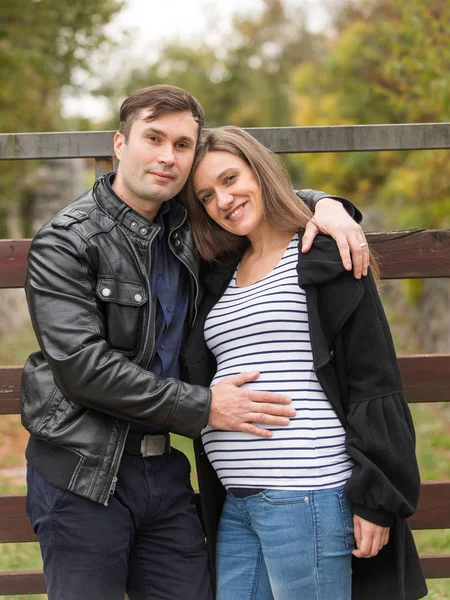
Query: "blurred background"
0 0 449 597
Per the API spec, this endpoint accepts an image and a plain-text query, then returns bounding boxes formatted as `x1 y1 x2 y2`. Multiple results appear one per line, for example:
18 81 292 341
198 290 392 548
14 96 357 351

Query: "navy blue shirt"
131 202 189 434
149 202 188 381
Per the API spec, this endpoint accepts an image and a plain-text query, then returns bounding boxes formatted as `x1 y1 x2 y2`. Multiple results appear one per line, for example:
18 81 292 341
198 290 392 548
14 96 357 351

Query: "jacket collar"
93 173 187 240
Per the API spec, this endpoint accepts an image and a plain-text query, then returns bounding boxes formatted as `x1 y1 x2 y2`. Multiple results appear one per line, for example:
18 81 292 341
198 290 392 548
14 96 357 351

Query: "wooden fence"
0 123 449 595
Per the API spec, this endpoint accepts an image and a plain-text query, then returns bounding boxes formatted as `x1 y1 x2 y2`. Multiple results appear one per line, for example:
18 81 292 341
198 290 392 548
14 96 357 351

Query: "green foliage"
0 0 124 132
0 0 124 226
291 0 450 229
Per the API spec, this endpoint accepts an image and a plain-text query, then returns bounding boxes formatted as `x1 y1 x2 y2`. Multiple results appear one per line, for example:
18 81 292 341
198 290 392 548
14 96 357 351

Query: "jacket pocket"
95 277 148 355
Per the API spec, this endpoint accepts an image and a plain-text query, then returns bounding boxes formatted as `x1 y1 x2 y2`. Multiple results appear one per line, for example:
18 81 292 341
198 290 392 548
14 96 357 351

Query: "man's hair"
118 85 205 141
184 126 314 261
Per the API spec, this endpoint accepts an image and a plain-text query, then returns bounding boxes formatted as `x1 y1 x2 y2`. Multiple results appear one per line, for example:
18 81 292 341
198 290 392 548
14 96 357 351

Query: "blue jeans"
26 449 212 600
216 486 355 600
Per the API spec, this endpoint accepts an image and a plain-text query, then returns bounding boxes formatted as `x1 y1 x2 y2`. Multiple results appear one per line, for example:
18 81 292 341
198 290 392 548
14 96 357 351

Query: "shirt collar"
154 202 171 239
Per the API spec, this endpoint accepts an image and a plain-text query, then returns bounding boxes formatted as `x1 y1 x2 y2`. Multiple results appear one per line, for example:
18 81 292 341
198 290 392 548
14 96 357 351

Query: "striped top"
202 233 353 490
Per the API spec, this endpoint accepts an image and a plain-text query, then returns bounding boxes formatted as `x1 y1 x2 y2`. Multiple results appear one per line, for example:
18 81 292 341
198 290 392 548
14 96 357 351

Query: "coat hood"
296 232 348 286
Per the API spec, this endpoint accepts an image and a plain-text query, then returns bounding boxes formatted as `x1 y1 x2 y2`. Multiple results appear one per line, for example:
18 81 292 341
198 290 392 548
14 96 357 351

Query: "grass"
0 324 448 598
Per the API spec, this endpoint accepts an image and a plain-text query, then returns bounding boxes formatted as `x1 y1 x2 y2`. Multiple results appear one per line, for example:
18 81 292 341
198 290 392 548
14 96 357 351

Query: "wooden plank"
0 559 447 596
399 354 450 404
1 124 449 160
95 157 114 179
248 123 450 154
0 495 36 543
409 482 450 530
420 555 450 579
0 130 115 160
0 367 22 414
0 558 446 596
0 493 448 595
0 571 46 595
1 481 449 544
1 230 449 290
0 240 30 289
2 355 449 415
367 229 450 279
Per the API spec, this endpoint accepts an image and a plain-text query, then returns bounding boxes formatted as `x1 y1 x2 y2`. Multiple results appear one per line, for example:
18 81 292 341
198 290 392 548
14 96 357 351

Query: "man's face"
112 109 199 220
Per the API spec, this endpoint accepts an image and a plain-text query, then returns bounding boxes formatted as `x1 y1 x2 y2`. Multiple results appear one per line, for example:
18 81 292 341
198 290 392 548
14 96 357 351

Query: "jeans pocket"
337 490 355 549
259 490 311 505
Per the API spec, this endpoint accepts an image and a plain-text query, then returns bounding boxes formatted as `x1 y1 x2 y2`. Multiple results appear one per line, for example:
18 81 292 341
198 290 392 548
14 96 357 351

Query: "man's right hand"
208 371 295 438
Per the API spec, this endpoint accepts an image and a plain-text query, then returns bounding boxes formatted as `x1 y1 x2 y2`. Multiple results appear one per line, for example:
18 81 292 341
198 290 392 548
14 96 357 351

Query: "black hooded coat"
182 233 427 600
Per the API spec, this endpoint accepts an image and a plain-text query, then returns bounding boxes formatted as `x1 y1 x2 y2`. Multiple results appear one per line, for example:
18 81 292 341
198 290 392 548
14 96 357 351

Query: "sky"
62 0 330 120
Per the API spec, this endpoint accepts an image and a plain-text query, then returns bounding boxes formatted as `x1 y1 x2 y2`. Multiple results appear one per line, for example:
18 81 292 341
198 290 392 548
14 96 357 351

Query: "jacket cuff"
352 503 396 527
296 189 363 224
167 383 212 439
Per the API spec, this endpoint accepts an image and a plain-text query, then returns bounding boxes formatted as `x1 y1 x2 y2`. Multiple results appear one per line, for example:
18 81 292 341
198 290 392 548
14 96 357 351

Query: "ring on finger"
359 242 367 248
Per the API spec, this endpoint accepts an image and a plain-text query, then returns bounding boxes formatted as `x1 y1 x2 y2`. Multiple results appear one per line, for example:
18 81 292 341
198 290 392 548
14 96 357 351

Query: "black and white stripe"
202 233 353 490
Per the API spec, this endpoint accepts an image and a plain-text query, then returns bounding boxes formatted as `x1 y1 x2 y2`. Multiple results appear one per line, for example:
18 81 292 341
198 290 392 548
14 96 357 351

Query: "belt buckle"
140 434 168 457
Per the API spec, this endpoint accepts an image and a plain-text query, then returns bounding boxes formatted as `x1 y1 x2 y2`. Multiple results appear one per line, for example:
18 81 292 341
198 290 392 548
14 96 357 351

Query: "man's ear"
114 131 125 161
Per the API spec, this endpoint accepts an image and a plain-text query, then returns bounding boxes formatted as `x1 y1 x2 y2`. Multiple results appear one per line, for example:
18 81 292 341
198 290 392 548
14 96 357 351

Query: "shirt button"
101 288 111 297
167 305 172 312
134 294 143 303
130 221 138 229
140 227 148 235
158 270 163 276
160 344 165 350
174 240 181 247
173 232 179 239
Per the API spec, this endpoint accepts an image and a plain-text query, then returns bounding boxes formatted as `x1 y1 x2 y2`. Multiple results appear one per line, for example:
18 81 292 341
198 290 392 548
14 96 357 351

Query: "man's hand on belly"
209 371 295 438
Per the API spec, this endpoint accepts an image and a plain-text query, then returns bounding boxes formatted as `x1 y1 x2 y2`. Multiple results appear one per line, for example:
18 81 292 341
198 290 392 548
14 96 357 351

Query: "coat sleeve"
24 223 211 439
296 189 363 223
341 271 421 527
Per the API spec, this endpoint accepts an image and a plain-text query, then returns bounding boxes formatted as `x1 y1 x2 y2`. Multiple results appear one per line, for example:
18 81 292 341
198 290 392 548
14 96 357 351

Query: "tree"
102 0 323 129
0 0 124 235
291 0 450 229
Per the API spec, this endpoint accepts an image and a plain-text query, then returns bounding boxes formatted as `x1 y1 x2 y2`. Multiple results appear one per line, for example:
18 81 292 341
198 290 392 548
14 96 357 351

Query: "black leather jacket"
21 175 354 506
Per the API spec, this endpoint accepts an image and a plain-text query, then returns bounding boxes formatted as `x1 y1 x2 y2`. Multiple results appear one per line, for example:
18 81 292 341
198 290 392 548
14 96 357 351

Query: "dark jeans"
26 449 212 600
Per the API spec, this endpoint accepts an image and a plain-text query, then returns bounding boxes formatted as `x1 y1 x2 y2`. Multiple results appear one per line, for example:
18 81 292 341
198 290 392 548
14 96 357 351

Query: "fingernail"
288 408 296 416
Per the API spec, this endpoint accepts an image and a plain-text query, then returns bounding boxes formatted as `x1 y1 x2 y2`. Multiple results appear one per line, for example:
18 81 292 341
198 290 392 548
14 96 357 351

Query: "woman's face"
192 151 265 238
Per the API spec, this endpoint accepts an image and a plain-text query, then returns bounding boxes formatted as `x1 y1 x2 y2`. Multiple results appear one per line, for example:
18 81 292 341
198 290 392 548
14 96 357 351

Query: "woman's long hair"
184 126 379 283
184 126 313 261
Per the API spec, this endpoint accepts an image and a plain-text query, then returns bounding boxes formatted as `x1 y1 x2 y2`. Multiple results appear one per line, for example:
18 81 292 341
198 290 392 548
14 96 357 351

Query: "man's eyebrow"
141 127 195 146
142 126 166 138
177 135 196 145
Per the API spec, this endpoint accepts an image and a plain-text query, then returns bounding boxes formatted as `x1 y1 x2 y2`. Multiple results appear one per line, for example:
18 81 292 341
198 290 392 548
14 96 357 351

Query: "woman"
182 126 427 600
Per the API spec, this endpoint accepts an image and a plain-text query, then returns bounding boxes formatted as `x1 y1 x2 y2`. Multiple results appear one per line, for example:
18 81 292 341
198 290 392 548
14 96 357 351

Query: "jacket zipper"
103 421 129 506
168 214 200 327
139 229 159 369
103 227 159 505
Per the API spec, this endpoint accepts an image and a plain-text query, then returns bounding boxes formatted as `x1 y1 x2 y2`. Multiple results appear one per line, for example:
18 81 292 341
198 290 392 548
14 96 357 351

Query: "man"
22 85 368 600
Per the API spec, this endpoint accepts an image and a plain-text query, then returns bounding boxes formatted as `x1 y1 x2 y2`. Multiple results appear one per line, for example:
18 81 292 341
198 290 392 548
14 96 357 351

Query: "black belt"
229 488 265 498
124 432 171 457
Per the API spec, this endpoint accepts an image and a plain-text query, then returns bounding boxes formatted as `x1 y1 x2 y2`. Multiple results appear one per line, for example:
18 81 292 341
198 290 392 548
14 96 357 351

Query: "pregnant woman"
182 126 427 600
